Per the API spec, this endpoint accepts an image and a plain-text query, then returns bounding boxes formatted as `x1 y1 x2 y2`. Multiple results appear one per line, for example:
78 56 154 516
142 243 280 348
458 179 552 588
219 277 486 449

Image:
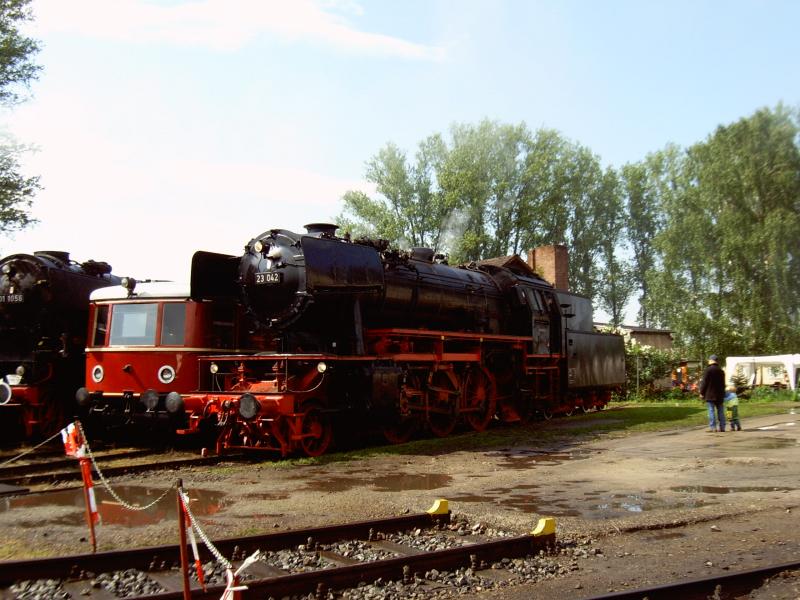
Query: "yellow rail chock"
532 517 556 537
427 498 449 515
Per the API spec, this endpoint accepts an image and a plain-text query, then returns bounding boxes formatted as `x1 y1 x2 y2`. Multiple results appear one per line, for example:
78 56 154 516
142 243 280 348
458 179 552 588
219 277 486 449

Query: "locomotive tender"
190 224 626 457
0 251 119 440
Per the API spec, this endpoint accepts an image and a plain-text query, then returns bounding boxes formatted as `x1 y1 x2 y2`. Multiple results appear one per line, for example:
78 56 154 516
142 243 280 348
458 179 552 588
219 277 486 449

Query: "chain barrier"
178 486 233 569
0 428 65 468
76 420 171 511
178 485 262 599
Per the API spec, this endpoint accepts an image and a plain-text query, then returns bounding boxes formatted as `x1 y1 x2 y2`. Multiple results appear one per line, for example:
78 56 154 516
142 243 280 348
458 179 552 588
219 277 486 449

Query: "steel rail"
0 511 451 585
0 448 151 478
0 454 239 487
153 531 556 600
584 559 800 600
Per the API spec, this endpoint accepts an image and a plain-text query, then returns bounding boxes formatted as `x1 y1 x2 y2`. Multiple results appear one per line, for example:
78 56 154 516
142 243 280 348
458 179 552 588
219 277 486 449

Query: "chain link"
179 487 233 569
0 428 65 468
76 420 172 511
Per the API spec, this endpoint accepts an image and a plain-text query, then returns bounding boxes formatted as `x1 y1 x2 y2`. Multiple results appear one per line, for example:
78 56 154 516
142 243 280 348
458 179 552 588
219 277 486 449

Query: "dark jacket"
699 363 725 403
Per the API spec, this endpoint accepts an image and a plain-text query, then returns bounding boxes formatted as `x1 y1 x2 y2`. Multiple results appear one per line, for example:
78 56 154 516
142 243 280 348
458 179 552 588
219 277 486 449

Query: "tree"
0 137 37 232
595 168 635 326
646 106 800 357
0 0 40 237
339 136 455 252
340 120 624 310
620 146 678 327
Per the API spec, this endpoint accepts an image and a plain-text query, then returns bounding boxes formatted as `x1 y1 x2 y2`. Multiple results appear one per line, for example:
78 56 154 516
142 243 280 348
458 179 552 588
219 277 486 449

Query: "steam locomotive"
0 251 120 440
186 224 625 456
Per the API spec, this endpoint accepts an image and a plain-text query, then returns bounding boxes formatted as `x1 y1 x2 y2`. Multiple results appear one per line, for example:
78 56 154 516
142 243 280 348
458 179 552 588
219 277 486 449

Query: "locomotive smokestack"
410 248 435 263
304 223 338 237
527 245 569 290
34 251 70 265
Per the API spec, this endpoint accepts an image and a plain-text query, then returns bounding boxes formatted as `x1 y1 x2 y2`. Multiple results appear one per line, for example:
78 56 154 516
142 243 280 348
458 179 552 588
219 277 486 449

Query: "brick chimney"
527 245 569 290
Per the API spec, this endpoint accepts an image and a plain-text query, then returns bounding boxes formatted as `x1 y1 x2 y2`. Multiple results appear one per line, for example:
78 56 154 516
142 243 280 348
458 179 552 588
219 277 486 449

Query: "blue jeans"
707 401 725 431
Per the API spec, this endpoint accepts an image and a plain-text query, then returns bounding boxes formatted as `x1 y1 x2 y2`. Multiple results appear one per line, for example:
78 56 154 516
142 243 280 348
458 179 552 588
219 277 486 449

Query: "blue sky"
2 0 799 293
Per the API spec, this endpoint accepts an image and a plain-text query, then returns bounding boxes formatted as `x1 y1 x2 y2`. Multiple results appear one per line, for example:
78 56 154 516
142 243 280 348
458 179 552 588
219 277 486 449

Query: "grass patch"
207 397 797 470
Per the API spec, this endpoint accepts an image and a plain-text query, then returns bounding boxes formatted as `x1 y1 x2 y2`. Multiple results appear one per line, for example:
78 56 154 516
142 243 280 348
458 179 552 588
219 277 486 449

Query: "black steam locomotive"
0 251 120 440
189 224 625 457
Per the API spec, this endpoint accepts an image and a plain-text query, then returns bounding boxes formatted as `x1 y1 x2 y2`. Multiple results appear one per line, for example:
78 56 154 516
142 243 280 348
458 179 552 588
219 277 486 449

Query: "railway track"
0 452 242 488
586 560 800 600
0 448 151 479
0 503 556 599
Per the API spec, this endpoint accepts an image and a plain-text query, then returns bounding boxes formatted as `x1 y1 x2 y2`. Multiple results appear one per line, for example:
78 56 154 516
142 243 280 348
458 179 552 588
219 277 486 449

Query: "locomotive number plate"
255 272 282 285
0 294 24 303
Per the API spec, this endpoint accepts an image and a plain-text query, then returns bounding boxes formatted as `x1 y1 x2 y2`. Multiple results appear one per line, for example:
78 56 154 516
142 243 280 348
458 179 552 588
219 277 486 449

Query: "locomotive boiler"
189 224 625 457
0 251 120 440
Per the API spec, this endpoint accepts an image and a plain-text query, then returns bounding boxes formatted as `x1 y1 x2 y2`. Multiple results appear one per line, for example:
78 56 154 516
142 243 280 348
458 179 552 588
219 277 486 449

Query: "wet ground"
1 409 799 598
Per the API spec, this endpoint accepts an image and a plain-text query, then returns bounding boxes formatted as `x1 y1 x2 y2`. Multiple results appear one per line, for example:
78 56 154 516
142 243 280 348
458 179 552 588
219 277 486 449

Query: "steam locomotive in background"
0 251 120 440
178 223 626 456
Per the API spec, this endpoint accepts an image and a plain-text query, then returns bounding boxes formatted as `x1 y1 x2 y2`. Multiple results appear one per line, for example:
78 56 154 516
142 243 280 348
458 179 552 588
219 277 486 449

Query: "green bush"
621 339 682 400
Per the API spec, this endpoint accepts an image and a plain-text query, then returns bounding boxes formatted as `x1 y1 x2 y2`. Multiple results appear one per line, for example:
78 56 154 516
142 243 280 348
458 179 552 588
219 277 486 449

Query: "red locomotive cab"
76 281 249 437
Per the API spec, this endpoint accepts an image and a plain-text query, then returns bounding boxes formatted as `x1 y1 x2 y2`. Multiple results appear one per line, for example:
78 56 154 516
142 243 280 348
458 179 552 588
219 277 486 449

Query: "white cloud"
2 150 370 282
32 0 445 59
1 90 374 282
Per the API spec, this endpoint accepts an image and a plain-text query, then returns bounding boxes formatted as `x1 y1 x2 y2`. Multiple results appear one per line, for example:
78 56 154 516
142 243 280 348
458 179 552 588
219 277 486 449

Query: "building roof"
473 255 540 278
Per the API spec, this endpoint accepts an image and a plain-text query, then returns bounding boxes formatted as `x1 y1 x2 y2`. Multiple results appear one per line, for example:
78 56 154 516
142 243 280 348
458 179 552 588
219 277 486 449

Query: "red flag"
61 422 84 457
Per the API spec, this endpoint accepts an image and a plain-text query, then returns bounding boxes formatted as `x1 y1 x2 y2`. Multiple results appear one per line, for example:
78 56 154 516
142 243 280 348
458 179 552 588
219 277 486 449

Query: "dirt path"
1 408 799 598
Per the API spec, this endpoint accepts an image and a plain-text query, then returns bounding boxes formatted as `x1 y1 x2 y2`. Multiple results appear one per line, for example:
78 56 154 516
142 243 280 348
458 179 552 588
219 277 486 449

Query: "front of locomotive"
76 280 247 438
238 227 315 330
0 254 59 437
205 224 347 456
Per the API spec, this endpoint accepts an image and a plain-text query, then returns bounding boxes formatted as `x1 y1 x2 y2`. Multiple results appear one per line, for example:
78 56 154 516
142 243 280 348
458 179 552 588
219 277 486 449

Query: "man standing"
699 355 726 432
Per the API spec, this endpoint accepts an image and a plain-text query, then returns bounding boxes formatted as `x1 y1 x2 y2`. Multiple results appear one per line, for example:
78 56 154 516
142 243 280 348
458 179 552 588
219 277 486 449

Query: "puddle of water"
588 493 710 518
303 473 452 493
449 488 716 520
247 492 290 501
302 477 372 492
1 486 225 527
731 437 796 449
372 473 452 491
495 453 591 470
646 531 687 541
448 492 580 517
670 485 795 494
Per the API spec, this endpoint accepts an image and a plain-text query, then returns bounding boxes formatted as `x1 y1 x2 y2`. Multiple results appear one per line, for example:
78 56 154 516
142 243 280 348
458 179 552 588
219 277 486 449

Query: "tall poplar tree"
648 106 800 356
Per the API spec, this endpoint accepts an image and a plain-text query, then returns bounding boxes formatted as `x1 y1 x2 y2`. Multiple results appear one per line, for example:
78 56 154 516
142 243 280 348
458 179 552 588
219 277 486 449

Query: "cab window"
93 305 109 346
160 303 186 346
110 303 157 345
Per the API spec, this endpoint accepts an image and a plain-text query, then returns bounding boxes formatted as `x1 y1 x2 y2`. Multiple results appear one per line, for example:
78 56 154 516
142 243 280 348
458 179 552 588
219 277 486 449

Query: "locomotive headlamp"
317 361 327 374
165 391 184 414
1 264 10 275
15 365 25 376
0 382 11 405
238 393 259 420
253 240 264 253
121 277 137 294
75 386 91 407
157 365 176 384
141 388 159 410
91 365 104 383
209 362 219 374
